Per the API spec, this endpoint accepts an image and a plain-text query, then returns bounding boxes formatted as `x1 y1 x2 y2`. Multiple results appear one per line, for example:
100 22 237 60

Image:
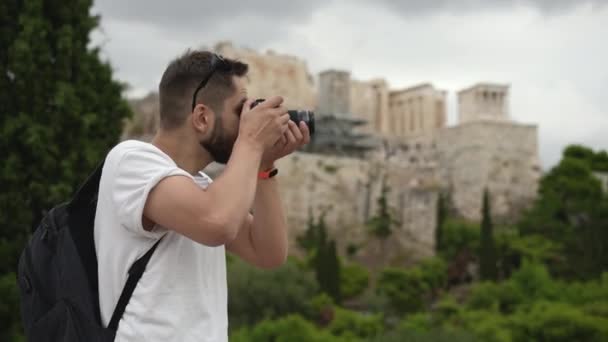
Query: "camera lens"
288 110 315 136
250 98 315 136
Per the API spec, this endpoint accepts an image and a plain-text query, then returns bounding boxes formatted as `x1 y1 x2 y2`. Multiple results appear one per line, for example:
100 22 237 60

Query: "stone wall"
436 120 541 222
274 152 438 264
213 41 316 110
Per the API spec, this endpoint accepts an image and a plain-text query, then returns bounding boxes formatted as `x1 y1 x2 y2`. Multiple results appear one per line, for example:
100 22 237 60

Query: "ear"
191 104 215 137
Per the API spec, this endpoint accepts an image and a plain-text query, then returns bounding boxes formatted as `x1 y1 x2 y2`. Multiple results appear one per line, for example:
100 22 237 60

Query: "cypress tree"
435 192 447 253
479 189 498 280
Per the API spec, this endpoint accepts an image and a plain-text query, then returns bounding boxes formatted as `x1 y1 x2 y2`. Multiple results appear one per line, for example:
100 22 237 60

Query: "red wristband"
258 167 278 179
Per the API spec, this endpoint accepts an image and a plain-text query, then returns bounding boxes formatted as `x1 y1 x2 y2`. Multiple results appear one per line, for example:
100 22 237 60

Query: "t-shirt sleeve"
110 148 192 239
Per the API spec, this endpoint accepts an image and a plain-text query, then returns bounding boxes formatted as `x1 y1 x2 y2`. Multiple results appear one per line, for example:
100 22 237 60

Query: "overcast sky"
90 0 608 170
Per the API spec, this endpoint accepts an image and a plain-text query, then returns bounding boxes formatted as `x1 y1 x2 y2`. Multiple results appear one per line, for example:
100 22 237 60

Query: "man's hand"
261 120 311 170
238 96 290 152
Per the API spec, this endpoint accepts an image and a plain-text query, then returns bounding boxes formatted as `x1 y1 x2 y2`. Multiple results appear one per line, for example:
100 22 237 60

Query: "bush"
375 257 448 316
340 262 370 300
377 267 428 315
398 313 433 333
438 219 480 260
467 262 557 314
0 273 25 342
227 258 318 329
373 318 475 342
509 261 557 301
230 315 354 342
467 281 522 314
511 302 608 342
434 296 464 323
418 257 448 291
306 293 335 326
556 272 608 307
328 307 383 340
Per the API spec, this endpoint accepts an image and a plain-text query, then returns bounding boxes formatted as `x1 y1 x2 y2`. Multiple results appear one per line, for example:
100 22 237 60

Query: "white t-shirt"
94 139 228 342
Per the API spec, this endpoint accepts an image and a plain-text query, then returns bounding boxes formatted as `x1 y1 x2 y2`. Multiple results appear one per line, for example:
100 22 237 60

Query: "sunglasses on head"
191 53 229 111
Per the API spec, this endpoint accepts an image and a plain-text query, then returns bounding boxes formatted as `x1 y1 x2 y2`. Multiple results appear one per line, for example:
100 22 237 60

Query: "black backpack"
16 161 162 341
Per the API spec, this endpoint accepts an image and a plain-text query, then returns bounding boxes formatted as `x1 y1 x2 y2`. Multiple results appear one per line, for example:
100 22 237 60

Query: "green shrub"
467 281 522 314
340 263 370 300
227 258 318 329
398 313 433 333
230 315 354 342
556 272 608 307
438 219 480 260
460 310 512 342
508 261 557 301
0 273 25 342
418 257 448 291
377 267 428 314
373 322 475 342
328 307 383 340
434 296 464 322
511 302 608 342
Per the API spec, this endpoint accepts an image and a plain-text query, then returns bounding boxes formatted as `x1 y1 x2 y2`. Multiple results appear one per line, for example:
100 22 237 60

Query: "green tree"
1 0 132 338
300 214 342 304
315 237 341 304
367 177 399 240
592 151 608 171
435 192 448 253
519 146 608 279
479 189 498 280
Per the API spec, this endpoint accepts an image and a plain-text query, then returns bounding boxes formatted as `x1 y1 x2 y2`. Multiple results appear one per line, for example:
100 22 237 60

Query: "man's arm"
226 176 288 269
143 140 262 246
143 97 290 246
226 120 310 268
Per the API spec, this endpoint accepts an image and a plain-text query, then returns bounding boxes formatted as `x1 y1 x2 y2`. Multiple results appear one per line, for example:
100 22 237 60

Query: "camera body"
250 98 315 136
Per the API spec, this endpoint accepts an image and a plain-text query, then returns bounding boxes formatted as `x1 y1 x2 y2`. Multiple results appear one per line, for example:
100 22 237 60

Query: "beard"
199 120 236 164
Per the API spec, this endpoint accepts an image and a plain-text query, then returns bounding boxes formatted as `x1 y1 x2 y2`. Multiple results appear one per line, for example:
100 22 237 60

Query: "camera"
250 98 315 136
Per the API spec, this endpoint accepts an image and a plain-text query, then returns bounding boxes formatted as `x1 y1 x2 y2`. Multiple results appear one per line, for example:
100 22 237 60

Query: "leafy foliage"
366 178 399 240
227 257 319 330
376 257 447 315
1 0 132 339
230 315 354 342
519 145 608 279
298 214 342 303
340 262 370 300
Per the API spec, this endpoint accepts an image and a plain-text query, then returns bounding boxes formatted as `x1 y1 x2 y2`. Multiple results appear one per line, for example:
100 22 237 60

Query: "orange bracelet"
258 167 278 179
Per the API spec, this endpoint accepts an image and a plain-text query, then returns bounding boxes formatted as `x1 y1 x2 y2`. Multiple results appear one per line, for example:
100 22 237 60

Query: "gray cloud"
91 0 608 169
93 0 328 31
367 0 607 16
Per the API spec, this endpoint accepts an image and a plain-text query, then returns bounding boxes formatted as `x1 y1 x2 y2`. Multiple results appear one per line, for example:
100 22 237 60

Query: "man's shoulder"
107 139 157 157
105 140 173 166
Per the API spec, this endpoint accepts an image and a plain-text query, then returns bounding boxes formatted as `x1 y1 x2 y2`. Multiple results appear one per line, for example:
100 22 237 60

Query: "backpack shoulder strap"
107 237 164 331
67 160 105 214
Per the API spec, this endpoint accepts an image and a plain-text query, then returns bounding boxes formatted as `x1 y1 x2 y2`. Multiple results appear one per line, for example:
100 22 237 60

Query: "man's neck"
151 129 213 175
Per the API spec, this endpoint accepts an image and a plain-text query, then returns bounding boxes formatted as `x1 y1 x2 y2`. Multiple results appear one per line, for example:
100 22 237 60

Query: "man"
93 50 310 341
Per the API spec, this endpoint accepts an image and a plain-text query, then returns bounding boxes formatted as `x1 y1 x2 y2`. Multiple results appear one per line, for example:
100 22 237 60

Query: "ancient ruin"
122 42 542 263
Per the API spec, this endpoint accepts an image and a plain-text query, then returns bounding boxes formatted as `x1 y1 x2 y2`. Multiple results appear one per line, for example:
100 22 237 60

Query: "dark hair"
158 50 248 130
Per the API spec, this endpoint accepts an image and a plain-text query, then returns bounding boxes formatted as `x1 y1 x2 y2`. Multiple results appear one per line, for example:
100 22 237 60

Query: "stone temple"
123 42 542 265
